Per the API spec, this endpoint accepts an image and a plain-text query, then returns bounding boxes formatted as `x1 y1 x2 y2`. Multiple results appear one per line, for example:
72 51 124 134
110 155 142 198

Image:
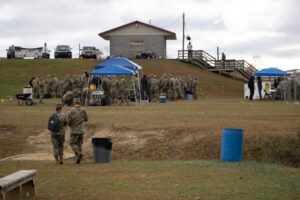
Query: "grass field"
0 59 299 199
0 59 244 98
0 160 299 200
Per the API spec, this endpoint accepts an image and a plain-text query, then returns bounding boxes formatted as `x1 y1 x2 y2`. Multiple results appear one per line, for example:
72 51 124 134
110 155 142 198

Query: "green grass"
0 59 99 98
0 59 245 98
0 160 299 200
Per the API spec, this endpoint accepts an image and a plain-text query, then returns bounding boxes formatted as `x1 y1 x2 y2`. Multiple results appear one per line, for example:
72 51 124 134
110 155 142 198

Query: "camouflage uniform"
51 106 67 164
110 77 119 105
52 77 59 98
68 100 88 163
178 76 185 99
192 77 199 100
148 76 154 101
161 74 169 96
168 75 176 100
61 75 72 101
32 78 39 99
133 76 140 100
46 74 52 95
152 75 160 102
39 79 44 104
81 87 91 105
72 77 83 97
118 76 128 105
102 77 111 104
62 91 75 106
186 75 193 94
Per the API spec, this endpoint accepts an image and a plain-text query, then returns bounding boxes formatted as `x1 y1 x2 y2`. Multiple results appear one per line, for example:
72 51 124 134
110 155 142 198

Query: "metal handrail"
178 50 257 77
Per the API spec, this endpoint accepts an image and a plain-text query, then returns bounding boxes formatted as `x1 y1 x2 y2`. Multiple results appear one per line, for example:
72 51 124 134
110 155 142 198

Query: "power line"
161 15 182 29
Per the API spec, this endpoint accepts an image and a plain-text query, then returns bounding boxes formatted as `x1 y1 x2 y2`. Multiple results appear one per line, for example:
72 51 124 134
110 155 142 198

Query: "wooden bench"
0 170 37 200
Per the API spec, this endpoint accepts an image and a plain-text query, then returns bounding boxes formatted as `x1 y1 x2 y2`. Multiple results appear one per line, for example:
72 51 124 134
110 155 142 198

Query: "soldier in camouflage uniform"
61 74 72 101
81 87 91 106
148 75 154 101
68 98 88 164
110 76 119 105
133 75 140 100
152 75 160 102
46 74 52 96
50 103 67 165
161 74 169 97
62 91 75 106
52 77 59 98
72 75 83 97
168 75 175 100
102 76 111 105
39 78 44 104
32 77 39 99
178 76 185 99
192 77 199 100
118 76 128 105
186 75 193 95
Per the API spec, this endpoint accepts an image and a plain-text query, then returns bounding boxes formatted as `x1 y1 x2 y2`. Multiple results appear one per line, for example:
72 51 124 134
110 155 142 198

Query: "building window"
130 41 144 51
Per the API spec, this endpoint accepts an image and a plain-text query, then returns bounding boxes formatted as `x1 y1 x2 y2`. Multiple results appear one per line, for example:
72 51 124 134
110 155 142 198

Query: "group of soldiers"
100 73 199 105
30 72 199 106
30 73 89 105
139 73 198 102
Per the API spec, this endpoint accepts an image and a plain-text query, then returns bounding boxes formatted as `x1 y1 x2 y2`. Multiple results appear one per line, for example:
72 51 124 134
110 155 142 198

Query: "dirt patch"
10 125 210 161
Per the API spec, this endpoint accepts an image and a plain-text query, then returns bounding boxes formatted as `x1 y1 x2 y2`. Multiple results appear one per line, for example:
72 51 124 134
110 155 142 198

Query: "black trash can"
91 137 113 163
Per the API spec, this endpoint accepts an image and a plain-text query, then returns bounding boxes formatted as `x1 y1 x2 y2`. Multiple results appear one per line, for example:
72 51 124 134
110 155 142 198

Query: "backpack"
48 113 60 132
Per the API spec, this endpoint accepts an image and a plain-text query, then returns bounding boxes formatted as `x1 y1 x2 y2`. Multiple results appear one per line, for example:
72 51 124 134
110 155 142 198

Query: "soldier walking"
68 98 88 164
50 103 67 165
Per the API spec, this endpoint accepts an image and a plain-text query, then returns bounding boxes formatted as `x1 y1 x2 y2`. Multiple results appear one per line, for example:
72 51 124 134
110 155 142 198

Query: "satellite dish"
186 35 191 41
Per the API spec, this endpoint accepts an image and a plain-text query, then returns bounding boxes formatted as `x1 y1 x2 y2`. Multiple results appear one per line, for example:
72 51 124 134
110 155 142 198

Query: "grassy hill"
0 59 244 98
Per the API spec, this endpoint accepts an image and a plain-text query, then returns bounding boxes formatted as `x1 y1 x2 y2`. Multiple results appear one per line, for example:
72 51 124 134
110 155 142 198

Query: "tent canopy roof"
253 67 290 77
94 57 142 71
90 64 136 76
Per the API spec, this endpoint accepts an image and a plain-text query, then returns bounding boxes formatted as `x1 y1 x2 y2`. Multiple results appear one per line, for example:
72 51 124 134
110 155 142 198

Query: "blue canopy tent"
90 64 136 76
94 57 142 103
253 67 290 77
94 57 142 71
87 64 138 106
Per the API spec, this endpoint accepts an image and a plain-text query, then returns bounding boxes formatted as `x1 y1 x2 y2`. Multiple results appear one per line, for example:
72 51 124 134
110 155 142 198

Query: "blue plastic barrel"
221 128 244 162
160 96 166 103
186 94 193 100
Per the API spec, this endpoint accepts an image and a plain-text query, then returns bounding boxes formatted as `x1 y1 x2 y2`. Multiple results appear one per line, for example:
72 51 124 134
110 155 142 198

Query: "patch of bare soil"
10 125 211 161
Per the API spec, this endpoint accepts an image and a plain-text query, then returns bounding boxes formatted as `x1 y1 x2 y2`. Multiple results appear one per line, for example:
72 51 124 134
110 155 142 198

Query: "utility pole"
217 46 219 60
182 13 185 53
79 43 81 59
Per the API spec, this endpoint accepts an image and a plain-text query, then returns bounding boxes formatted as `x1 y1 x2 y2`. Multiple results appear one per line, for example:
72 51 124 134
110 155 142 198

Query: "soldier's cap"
56 103 63 110
73 98 81 104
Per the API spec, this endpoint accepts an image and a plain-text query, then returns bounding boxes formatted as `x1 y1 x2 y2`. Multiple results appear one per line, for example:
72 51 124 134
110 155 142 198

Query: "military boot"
59 155 64 165
55 155 59 165
76 153 83 164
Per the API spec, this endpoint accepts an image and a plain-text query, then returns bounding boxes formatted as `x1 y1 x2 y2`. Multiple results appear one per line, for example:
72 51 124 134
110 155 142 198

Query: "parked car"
54 45 72 58
80 46 98 59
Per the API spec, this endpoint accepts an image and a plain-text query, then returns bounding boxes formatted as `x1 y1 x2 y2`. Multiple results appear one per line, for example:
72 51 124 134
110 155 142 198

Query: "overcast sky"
0 0 299 70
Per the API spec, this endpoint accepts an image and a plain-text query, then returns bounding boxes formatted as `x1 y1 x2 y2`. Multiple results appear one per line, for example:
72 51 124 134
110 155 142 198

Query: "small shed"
99 20 176 59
